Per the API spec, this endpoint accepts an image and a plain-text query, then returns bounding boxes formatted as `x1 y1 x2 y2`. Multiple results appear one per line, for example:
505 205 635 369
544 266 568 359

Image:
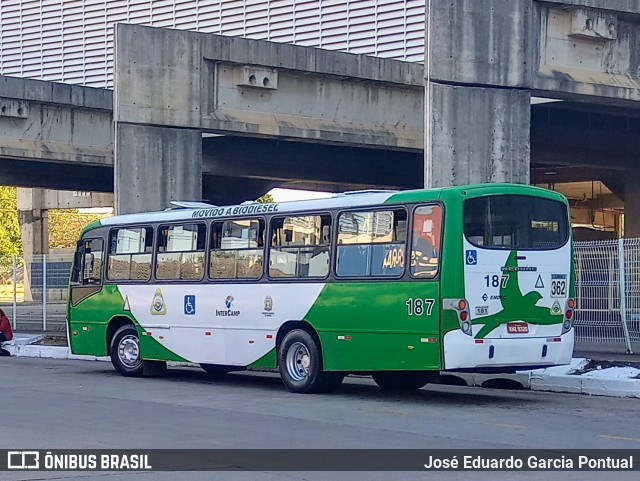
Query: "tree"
256 193 275 203
48 210 111 249
0 187 22 258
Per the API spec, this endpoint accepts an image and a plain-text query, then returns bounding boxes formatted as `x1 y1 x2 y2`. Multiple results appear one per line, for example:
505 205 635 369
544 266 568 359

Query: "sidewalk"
573 341 640 363
4 332 640 399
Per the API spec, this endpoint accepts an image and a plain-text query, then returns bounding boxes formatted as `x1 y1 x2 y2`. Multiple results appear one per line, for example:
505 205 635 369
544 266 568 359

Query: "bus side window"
336 209 406 278
210 219 264 280
107 227 153 281
156 223 206 281
269 215 330 278
410 205 442 278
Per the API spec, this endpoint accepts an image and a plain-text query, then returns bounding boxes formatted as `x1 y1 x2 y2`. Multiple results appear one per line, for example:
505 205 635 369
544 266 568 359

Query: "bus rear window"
464 195 568 250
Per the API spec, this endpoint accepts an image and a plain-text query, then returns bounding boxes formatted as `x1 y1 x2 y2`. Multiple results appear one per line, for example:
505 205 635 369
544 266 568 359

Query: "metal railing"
574 239 640 353
0 254 71 333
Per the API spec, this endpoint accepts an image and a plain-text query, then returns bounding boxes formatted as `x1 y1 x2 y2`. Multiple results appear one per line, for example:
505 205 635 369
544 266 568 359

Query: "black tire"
200 364 234 378
278 329 344 394
110 324 143 377
372 371 432 391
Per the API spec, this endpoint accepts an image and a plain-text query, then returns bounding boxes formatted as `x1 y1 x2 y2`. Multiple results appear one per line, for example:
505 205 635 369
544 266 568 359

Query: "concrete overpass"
1 0 639 245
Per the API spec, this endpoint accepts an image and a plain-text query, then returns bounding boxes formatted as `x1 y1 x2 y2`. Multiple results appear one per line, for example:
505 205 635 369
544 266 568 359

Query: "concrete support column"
624 170 640 238
17 188 49 258
114 123 202 214
427 83 530 186
425 0 533 187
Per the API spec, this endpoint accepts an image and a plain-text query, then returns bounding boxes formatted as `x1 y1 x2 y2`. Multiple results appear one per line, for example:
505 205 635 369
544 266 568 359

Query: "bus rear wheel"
110 324 143 377
372 371 432 391
278 329 343 394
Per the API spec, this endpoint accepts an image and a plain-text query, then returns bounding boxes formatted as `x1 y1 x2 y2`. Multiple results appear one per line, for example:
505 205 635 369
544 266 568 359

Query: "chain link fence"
1 242 639 353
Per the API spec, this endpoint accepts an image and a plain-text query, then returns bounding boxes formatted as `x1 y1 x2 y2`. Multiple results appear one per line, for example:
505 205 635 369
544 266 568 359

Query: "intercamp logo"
7 451 40 469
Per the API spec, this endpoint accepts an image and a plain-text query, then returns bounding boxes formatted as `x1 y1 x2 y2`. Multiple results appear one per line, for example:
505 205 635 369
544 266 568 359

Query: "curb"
6 344 108 362
6 345 640 398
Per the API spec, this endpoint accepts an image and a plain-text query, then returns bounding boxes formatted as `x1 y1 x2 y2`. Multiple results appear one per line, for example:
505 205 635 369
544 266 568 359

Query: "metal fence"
0 254 71 333
574 239 640 353
2 242 640 353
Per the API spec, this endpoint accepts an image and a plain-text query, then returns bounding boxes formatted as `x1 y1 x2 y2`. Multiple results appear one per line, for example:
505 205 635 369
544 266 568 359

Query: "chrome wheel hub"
118 334 141 368
286 342 311 382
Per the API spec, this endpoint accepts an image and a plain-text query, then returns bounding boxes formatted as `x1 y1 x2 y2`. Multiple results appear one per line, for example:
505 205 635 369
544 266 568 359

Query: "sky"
268 188 334 203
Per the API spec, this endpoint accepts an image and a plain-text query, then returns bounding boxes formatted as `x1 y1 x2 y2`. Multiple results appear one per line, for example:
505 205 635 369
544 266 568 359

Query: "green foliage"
0 187 22 258
49 210 111 249
256 193 275 203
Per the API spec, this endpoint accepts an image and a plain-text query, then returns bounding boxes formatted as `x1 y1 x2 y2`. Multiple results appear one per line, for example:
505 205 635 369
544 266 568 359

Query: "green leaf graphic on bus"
474 251 558 339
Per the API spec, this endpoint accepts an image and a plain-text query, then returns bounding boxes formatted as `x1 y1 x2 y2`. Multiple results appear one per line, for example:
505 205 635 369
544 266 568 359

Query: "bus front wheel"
372 371 432 391
278 329 343 394
110 324 143 377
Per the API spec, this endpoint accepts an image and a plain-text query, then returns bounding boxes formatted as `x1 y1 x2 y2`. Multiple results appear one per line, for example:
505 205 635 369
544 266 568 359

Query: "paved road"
1 358 639 481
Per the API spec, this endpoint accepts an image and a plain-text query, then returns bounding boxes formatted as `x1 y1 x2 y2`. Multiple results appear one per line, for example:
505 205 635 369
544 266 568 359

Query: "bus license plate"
507 323 529 334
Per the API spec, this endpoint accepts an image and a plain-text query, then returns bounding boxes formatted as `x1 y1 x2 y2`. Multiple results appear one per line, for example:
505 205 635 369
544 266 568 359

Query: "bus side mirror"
74 251 83 269
71 250 83 284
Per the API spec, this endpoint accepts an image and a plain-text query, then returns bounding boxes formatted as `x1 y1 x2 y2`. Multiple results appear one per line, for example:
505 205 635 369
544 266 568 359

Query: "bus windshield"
463 195 568 250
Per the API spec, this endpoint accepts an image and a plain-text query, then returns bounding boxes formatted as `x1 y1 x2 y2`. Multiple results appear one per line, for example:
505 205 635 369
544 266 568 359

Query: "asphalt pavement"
1 357 639 481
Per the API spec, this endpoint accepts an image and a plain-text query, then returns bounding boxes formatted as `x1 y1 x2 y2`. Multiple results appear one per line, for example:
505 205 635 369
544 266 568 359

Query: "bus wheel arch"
275 320 319 358
106 316 137 354
275 320 343 394
107 317 143 377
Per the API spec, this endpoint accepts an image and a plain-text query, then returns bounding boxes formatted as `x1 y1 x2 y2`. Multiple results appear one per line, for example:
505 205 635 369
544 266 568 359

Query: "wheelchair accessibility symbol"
466 250 478 265
184 295 196 315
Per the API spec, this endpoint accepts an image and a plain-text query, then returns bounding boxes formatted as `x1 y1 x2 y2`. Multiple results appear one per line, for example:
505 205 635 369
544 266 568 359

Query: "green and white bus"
68 184 575 393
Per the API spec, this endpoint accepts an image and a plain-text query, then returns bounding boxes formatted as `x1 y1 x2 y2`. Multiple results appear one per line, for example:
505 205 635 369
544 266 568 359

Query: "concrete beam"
533 3 640 104
17 188 113 210
542 0 640 16
114 24 423 150
0 76 113 166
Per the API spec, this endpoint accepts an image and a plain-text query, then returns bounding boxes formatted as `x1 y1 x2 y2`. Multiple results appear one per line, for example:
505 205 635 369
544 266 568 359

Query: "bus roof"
92 183 566 229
